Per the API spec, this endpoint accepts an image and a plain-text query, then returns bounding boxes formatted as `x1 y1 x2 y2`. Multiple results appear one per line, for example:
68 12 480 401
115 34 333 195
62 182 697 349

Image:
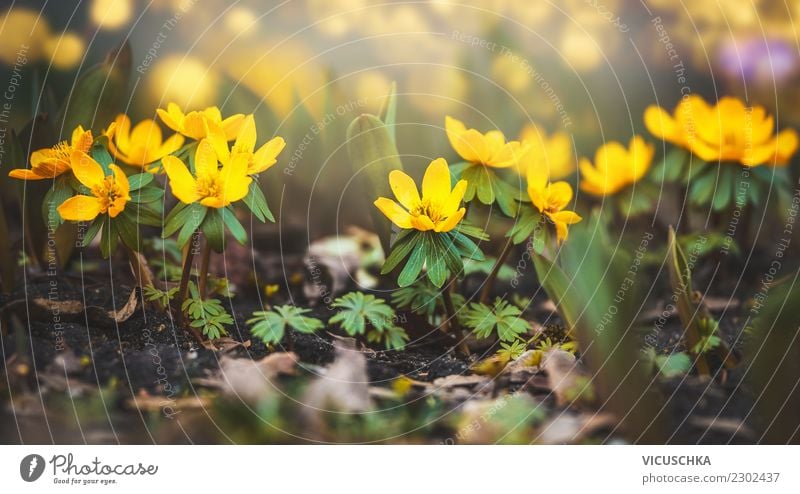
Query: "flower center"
196 174 222 199
53 141 72 161
412 200 444 223
93 176 124 213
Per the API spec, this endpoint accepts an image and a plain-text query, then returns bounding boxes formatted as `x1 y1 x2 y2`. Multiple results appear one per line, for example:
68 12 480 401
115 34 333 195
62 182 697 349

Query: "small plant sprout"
374 157 486 354
391 279 466 326
462 298 531 343
445 115 526 216
182 282 234 340
330 291 409 350
247 305 324 349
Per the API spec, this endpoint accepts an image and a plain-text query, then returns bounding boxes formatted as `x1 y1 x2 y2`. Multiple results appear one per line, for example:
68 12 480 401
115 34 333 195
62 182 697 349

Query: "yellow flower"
645 96 798 167
527 160 581 243
57 151 130 221
156 103 245 141
516 124 575 179
9 126 93 180
374 158 467 232
207 114 286 175
445 116 525 168
579 136 654 197
105 114 185 168
162 139 251 209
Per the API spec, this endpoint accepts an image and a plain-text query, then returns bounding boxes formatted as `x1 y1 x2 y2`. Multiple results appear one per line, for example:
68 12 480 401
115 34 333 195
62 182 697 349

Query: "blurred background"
1 0 798 239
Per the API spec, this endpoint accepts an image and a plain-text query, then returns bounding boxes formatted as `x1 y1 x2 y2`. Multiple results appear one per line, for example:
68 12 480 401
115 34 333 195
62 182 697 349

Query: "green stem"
479 239 513 304
198 240 212 299
177 230 200 319
442 279 469 356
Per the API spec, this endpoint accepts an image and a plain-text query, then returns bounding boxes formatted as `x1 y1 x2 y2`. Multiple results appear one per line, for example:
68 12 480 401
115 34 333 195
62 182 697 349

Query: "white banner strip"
1 445 798 492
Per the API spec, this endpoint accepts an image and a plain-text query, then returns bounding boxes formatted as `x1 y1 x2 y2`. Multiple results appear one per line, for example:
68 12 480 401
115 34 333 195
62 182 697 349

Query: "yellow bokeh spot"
148 55 218 109
45 32 85 70
559 25 604 72
491 54 531 94
90 0 133 30
225 6 258 36
0 8 51 63
407 67 467 117
353 71 392 112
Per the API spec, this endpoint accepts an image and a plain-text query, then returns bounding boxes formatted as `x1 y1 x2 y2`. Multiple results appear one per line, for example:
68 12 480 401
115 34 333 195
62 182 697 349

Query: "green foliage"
496 339 527 361
143 284 178 307
331 291 409 350
391 280 466 325
463 298 531 342
242 181 275 223
143 238 183 281
330 292 394 335
346 112 403 255
366 324 409 351
643 349 692 378
247 305 324 345
455 162 521 217
507 206 546 250
181 282 233 340
382 224 486 288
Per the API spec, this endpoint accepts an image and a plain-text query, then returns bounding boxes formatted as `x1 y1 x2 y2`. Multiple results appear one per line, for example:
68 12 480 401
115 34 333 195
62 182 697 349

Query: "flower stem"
177 230 200 316
442 279 469 356
198 240 212 299
479 239 514 304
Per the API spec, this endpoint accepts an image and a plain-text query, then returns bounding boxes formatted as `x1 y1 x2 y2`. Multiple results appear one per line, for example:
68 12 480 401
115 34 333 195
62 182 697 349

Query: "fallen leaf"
541 349 593 406
536 413 616 444
195 352 298 404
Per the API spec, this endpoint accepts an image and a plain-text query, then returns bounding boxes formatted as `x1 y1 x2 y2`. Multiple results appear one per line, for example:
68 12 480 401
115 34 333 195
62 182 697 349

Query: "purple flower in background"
718 37 797 84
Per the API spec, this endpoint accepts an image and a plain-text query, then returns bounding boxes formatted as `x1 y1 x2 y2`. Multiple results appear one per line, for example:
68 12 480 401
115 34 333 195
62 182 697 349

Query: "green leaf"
42 175 73 227
202 208 226 252
651 147 687 183
127 173 154 191
80 217 104 247
175 204 206 248
689 169 717 206
376 81 398 145
507 207 541 245
114 212 140 250
654 352 692 378
381 230 419 274
248 305 324 344
711 167 733 211
331 291 396 336
346 114 403 254
398 241 426 287
242 181 275 223
221 207 248 245
130 186 164 204
462 298 531 342
532 253 578 330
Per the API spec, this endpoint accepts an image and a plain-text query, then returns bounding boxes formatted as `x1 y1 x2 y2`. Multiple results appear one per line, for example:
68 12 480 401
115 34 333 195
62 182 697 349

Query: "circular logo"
20 454 45 482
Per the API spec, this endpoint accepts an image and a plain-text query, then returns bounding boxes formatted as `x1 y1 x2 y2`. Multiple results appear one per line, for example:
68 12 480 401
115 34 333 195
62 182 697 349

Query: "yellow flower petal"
222 113 246 140
57 195 102 221
70 150 104 189
235 114 257 153
195 139 219 177
444 179 468 215
411 214 435 231
389 169 421 210
251 136 286 174
547 181 573 210
219 154 252 204
644 105 681 144
162 155 200 204
435 207 465 232
374 197 412 229
446 116 488 163
421 158 451 202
